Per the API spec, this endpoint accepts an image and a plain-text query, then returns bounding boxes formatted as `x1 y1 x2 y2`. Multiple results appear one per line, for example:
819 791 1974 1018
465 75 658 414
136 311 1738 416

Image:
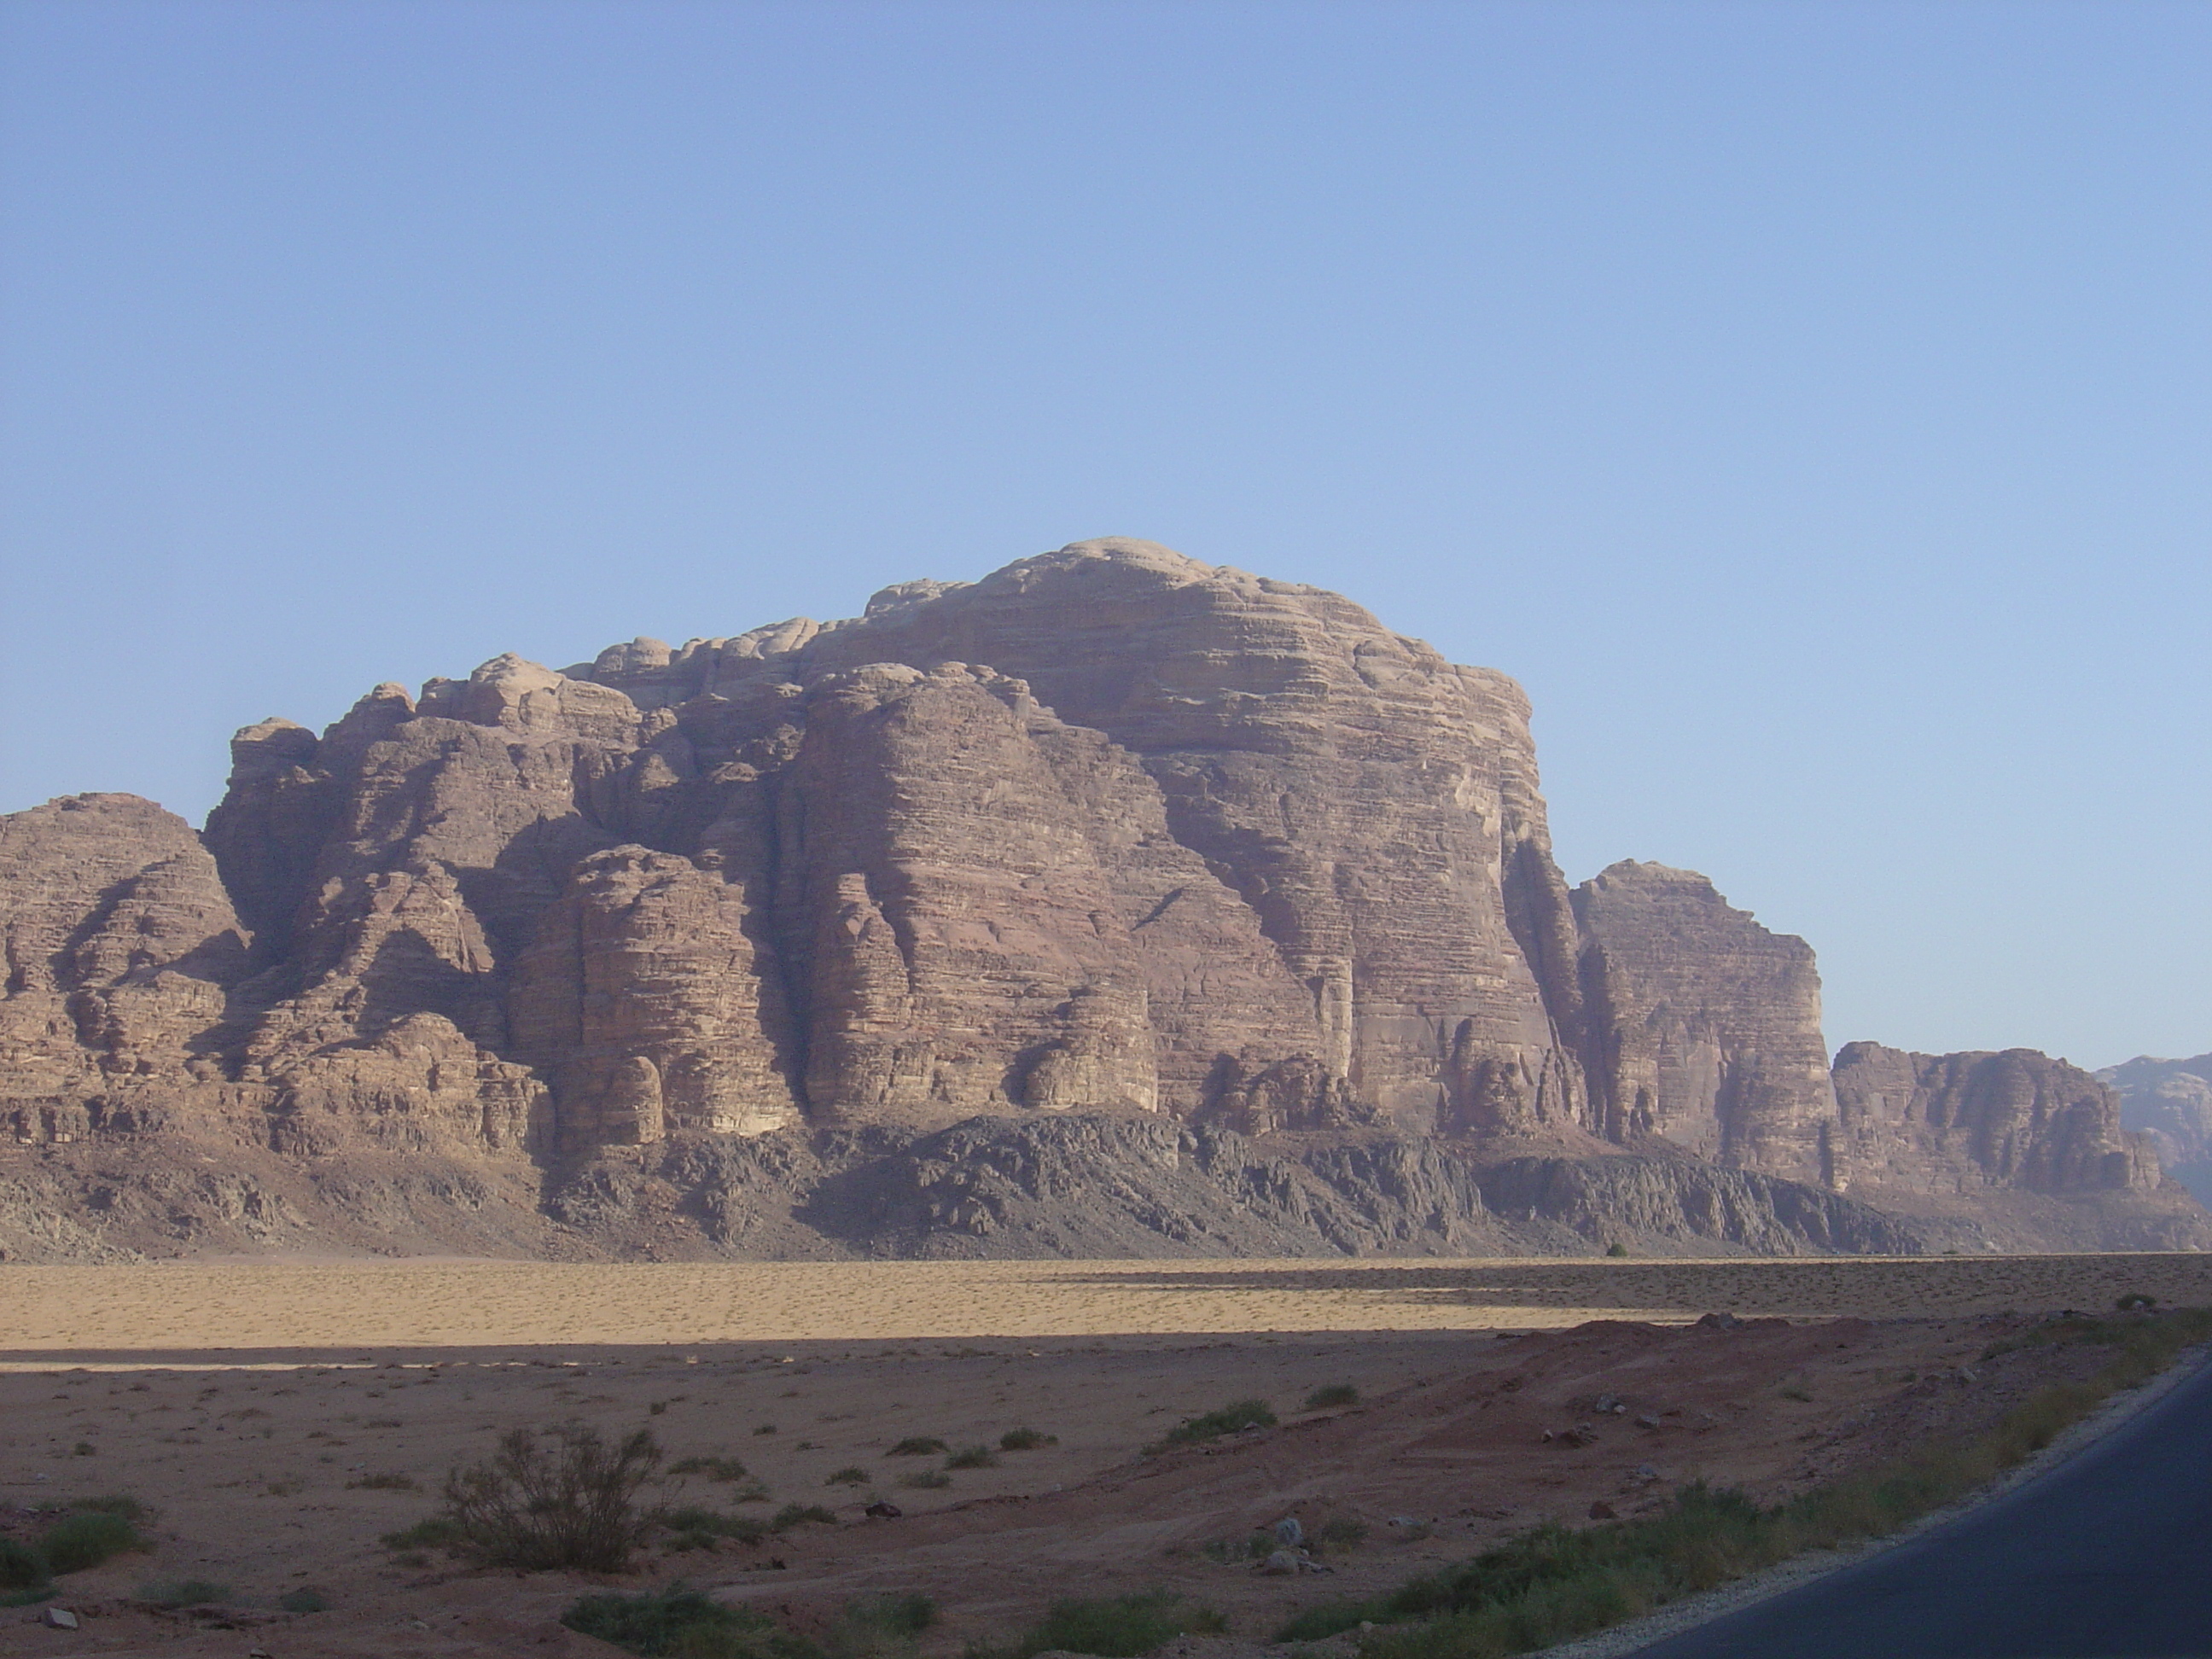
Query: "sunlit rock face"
1 538 2200 1260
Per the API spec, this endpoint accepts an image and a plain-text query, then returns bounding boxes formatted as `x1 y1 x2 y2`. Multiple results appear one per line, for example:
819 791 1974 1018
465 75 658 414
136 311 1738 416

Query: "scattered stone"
1630 1463 1662 1486
1259 1550 1300 1575
1635 1413 1662 1429
1697 1313 1743 1330
43 1609 78 1630
864 1501 901 1519
1273 1516 1304 1546
1587 1501 1617 1521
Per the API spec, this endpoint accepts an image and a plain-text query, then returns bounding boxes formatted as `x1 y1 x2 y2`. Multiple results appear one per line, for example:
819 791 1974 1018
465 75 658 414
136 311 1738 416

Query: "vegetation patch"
998 1428 1057 1451
945 1445 998 1470
40 1507 147 1574
563 1584 821 1659
825 1466 869 1487
278 1587 332 1613
972 1591 1225 1659
437 1423 668 1572
1155 1399 1277 1449
0 1538 49 1595
897 1470 951 1490
886 1437 946 1457
347 1471 417 1490
661 1505 767 1550
769 1503 837 1531
1304 1384 1359 1411
1278 1307 2212 1657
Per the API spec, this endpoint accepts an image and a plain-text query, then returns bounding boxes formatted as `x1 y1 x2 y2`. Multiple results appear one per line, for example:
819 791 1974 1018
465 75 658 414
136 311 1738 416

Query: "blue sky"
3 0 2206 1068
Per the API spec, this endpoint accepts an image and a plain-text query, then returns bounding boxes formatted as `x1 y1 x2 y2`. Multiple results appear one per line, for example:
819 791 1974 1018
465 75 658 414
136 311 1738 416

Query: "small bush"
1778 1387 1812 1404
887 1436 946 1457
381 1516 463 1551
42 1508 144 1574
1605 1242 1630 1258
0 1538 49 1592
564 1584 822 1659
1303 1384 1359 1411
670 1455 749 1481
440 1422 668 1572
138 1578 231 1609
1161 1399 1276 1447
897 1470 950 1490
844 1592 935 1637
998 1428 1057 1451
2118 1293 2157 1311
73 1441 96 1456
946 1445 998 1470
754 1423 777 1435
770 1503 836 1531
347 1471 418 1490
1314 1516 1369 1552
278 1587 332 1613
978 1592 1225 1659
71 1495 148 1522
826 1466 868 1487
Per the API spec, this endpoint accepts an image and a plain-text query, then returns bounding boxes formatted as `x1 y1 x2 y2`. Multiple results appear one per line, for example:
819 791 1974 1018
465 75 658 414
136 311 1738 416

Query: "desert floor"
3 1254 2208 1658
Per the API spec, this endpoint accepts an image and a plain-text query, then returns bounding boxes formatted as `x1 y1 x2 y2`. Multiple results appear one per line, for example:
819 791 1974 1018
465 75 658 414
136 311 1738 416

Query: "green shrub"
1604 1243 1630 1258
976 1592 1225 1659
946 1445 998 1470
770 1503 836 1531
72 1495 148 1522
1314 1516 1369 1552
1304 1384 1359 1411
381 1516 463 1551
439 1423 667 1572
886 1437 946 1457
844 1593 935 1637
998 1428 1056 1451
826 1466 869 1487
278 1587 331 1613
897 1470 950 1489
563 1585 822 1659
42 1509 144 1574
347 1471 417 1490
0 1538 49 1592
137 1578 231 1609
1160 1399 1276 1447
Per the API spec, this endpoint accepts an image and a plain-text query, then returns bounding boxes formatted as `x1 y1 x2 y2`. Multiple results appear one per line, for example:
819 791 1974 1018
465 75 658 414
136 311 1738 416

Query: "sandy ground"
2 1254 2206 1657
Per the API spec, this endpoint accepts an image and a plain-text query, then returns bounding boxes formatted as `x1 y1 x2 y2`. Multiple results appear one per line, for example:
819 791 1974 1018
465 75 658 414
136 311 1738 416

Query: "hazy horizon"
4 1 2206 1071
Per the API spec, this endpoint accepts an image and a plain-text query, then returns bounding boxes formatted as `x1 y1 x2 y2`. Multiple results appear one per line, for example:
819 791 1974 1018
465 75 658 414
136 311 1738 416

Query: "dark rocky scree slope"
2 539 2199 1260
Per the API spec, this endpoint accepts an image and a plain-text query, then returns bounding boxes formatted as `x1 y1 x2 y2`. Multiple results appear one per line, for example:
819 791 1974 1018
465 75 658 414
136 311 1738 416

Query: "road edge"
1529 1339 2212 1659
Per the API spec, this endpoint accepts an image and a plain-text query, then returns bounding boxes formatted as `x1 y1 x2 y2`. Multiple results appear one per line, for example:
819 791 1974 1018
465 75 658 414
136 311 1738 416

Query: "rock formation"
0 538 2202 1259
1572 861 1836 1185
2098 1053 2212 1206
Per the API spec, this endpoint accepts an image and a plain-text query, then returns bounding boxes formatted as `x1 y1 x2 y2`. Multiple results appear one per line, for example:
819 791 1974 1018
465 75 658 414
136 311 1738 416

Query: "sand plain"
9 1253 2212 1359
0 1254 2205 1658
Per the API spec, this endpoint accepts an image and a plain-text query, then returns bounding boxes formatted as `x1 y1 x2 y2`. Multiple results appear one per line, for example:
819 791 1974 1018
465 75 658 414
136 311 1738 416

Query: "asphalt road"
1627 1355 2212 1658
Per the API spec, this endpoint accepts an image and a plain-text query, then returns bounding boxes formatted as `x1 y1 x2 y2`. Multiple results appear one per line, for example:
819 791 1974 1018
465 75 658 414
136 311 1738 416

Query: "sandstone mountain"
2098 1053 2212 1207
2 539 2198 1260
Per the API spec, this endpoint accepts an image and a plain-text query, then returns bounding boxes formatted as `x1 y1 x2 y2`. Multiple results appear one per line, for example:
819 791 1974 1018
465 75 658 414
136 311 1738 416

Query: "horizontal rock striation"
2 538 2203 1257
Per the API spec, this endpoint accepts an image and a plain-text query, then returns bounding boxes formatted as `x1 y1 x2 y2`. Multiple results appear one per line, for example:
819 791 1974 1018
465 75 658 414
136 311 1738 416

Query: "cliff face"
2096 1054 2212 1206
1572 861 1836 1185
1 538 2202 1259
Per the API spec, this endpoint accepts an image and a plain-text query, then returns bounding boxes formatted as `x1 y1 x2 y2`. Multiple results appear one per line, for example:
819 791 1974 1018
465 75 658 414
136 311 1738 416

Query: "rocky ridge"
1 538 2198 1260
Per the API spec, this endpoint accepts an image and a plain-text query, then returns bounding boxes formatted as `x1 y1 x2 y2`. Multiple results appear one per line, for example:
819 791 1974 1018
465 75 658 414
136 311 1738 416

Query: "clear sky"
3 1 2206 1071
